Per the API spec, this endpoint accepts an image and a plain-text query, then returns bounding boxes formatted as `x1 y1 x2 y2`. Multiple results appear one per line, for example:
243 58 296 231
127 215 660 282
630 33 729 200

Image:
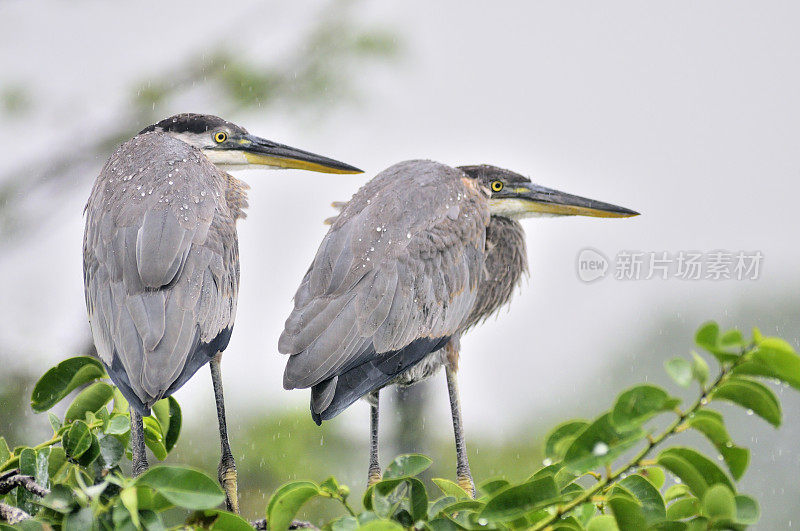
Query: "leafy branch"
1 321 798 529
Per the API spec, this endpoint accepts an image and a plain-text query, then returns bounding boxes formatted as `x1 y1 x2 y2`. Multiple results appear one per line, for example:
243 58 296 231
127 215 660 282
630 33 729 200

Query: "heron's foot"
457 474 476 499
367 466 382 487
218 459 239 514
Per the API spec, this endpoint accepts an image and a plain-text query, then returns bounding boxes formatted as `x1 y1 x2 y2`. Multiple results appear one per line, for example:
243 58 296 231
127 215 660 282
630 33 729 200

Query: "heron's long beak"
239 134 363 174
491 182 639 218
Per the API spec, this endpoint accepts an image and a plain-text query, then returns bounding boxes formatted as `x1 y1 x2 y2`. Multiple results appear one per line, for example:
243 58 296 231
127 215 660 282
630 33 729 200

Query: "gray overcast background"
1 1 798 526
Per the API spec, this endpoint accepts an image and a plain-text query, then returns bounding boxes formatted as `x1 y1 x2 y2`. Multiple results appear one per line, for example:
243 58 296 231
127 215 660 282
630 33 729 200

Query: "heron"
279 160 637 495
83 113 361 512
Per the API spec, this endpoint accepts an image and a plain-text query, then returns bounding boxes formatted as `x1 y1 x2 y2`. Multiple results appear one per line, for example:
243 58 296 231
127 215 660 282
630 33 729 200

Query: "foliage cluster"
1 322 798 530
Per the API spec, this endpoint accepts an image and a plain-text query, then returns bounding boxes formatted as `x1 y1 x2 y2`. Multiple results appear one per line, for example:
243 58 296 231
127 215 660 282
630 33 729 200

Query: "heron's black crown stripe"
139 113 247 136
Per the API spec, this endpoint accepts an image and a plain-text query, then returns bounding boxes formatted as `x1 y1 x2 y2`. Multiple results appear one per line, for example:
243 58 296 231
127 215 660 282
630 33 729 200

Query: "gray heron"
83 113 361 512
279 160 637 495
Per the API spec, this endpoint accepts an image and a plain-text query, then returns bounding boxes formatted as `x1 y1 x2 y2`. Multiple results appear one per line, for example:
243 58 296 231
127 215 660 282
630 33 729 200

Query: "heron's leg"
210 354 239 514
445 366 475 498
129 408 149 477
367 390 382 486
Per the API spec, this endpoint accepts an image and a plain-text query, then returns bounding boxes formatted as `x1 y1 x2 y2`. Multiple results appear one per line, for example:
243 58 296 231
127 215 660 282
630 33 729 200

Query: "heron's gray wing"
84 133 237 413
279 160 489 420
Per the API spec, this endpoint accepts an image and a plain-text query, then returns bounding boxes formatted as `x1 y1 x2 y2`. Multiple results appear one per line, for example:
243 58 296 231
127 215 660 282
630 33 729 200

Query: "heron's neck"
225 173 250 221
464 216 528 330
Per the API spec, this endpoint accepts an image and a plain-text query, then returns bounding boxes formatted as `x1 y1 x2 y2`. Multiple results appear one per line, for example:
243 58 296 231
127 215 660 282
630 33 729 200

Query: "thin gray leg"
129 408 148 477
367 390 381 486
210 355 239 514
445 366 475 497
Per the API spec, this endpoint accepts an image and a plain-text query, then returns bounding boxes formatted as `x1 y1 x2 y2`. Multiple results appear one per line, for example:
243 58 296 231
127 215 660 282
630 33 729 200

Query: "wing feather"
280 160 490 417
84 133 238 413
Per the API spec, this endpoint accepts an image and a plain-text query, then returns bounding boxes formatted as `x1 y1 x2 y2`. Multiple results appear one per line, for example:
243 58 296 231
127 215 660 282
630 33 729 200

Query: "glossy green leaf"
64 381 114 422
266 481 319 530
373 476 428 522
0 437 10 466
695 322 739 363
563 413 644 474
690 353 709 386
30 356 106 412
120 487 140 528
48 413 62 433
641 466 666 489
478 479 509 497
63 420 92 459
664 484 691 502
665 358 693 387
105 414 130 435
74 432 100 467
37 484 76 514
657 447 734 498
432 478 470 500
63 507 94 531
734 495 759 525
163 397 181 452
143 415 167 460
617 474 666 524
382 454 431 479
683 409 749 479
702 484 735 521
188 509 254 530
98 434 125 469
607 494 647 530
358 521 404 531
711 377 781 427
740 338 800 390
479 475 560 522
611 384 679 429
666 497 700 520
586 515 619 531
544 420 589 460
136 465 225 509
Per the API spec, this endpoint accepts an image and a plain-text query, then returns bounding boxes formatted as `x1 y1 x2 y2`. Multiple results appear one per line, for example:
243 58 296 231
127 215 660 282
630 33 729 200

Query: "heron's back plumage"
84 132 243 413
279 160 490 422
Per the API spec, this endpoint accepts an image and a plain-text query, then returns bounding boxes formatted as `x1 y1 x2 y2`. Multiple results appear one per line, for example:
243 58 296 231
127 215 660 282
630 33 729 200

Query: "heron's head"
140 113 362 174
458 165 639 220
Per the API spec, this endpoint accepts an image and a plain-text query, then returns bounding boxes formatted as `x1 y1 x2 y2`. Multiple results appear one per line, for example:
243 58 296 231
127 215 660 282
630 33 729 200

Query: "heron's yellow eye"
214 131 227 143
491 180 504 192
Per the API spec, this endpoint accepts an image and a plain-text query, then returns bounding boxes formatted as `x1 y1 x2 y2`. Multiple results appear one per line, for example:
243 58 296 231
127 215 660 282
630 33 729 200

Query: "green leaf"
683 409 749 480
98 434 125 469
711 377 781 427
665 358 693 387
163 397 181 453
63 507 94 531
690 353 709 386
702 484 735 521
617 474 666 524
48 413 62 433
120 487 140 528
734 494 759 525
63 420 92 459
37 484 76 514
74 432 100 467
641 467 666 489
611 384 679 430
664 484 691 502
64 381 114 422
358 521 404 531
563 413 645 474
0 437 10 465
143 415 167 460
478 479 509 497
666 497 700 520
607 495 647 530
30 356 106 412
586 515 619 531
188 509 254 530
382 454 432 479
105 414 130 435
479 475 560 522
432 478 470 500
740 337 800 390
544 420 589 460
372 477 428 522
695 322 740 363
136 465 225 509
656 447 734 498
266 481 320 531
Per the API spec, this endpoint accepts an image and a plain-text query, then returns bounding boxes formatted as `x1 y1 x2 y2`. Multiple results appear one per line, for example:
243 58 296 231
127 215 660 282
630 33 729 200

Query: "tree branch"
0 472 51 497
